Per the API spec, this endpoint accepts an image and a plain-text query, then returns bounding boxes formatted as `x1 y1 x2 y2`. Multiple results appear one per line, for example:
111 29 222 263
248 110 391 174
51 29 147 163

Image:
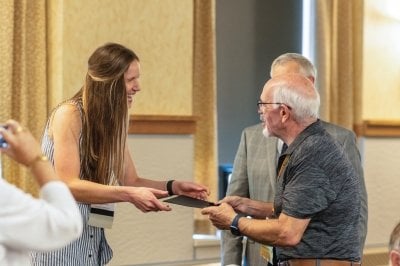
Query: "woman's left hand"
172 180 209 200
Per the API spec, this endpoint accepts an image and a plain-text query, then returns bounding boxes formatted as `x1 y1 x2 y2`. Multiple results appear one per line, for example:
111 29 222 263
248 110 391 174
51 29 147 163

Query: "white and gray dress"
31 99 113 266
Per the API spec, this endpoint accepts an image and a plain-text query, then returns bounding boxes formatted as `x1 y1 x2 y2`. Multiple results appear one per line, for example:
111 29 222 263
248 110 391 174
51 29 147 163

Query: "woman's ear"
389 250 400 266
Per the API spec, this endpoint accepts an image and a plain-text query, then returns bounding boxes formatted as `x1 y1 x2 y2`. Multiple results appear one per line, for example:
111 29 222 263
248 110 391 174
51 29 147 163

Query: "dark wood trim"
354 120 400 137
129 117 400 137
128 115 197 134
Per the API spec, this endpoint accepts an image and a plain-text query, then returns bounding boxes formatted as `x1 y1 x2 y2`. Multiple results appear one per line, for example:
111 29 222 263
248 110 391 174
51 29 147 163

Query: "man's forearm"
242 198 274 219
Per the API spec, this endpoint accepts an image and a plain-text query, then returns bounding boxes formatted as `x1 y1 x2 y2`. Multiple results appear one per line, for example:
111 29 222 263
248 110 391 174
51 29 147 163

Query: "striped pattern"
31 100 113 265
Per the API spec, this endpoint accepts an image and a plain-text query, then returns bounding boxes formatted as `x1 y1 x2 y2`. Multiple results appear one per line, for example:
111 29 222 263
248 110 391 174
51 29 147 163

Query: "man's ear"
308 76 315 84
280 105 290 123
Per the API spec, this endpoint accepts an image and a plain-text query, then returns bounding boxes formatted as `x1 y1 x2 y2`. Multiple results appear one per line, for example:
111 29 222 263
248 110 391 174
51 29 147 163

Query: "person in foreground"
221 53 367 266
31 42 209 265
0 120 82 265
203 73 362 265
389 222 400 266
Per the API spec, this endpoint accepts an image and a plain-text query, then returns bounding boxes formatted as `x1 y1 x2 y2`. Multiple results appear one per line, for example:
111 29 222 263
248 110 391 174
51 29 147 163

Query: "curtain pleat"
193 0 217 230
315 0 363 130
0 0 48 196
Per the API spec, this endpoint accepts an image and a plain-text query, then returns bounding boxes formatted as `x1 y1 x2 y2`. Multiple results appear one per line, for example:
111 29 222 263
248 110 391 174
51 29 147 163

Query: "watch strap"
230 213 246 236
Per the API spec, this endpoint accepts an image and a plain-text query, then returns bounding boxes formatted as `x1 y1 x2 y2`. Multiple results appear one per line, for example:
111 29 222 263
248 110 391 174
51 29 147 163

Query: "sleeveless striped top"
31 99 113 266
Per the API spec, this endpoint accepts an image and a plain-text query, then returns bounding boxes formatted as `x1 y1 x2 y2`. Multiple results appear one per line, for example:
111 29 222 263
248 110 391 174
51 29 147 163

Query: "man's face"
259 83 281 138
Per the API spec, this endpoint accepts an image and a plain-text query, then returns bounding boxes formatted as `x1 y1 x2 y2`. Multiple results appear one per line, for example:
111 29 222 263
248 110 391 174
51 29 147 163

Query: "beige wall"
363 0 400 120
48 0 193 115
106 135 196 265
361 137 400 248
362 0 400 251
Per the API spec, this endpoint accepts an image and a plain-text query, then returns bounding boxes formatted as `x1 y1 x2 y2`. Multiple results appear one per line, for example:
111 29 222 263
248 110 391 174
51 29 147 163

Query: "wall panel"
48 0 193 115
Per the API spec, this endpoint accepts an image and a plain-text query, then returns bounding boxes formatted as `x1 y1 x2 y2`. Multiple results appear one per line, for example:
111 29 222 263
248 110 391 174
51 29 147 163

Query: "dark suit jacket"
221 121 367 266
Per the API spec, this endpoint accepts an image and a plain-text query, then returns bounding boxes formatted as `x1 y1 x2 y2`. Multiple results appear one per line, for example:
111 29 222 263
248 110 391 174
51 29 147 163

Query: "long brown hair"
72 43 139 185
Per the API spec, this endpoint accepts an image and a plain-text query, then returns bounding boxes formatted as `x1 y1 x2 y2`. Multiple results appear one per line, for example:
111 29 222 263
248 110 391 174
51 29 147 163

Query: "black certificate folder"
163 195 219 208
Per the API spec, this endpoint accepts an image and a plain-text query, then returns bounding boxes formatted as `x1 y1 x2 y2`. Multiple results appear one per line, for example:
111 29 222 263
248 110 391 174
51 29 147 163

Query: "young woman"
32 43 209 265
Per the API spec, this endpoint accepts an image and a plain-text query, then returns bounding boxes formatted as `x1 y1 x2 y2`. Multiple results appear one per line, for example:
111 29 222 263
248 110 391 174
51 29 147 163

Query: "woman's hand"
171 181 209 200
0 119 43 167
125 186 171 212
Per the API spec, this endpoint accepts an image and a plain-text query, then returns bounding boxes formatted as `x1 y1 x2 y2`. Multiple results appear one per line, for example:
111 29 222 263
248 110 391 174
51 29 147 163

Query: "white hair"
270 53 317 80
271 80 320 123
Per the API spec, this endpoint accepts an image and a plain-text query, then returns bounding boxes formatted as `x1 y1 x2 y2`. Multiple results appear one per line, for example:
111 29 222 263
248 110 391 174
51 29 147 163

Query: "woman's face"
124 60 141 108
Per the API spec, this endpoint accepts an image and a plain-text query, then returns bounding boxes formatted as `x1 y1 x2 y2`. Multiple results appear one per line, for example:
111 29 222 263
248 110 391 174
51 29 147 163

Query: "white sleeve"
0 179 83 251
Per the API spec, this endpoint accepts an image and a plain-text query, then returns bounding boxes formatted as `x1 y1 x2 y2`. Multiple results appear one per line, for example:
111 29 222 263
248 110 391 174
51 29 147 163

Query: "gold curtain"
193 0 217 230
0 0 48 195
315 0 363 130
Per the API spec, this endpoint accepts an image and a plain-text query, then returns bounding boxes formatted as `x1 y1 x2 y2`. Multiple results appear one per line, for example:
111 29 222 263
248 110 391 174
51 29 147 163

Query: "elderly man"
203 73 361 265
221 53 367 266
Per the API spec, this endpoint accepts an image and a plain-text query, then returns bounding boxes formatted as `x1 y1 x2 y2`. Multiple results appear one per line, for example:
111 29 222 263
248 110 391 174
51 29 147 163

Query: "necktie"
281 143 288 155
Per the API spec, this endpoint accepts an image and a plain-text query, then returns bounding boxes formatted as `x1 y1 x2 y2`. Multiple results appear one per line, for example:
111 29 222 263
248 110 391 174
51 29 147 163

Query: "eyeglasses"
257 101 292 111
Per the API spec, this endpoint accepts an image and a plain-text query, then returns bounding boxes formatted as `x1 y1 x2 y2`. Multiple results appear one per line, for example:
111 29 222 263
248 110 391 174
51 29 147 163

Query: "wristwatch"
230 213 246 236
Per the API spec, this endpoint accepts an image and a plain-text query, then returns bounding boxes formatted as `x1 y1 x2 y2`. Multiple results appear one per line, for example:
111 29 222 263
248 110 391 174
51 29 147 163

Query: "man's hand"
201 203 237 230
221 196 274 219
